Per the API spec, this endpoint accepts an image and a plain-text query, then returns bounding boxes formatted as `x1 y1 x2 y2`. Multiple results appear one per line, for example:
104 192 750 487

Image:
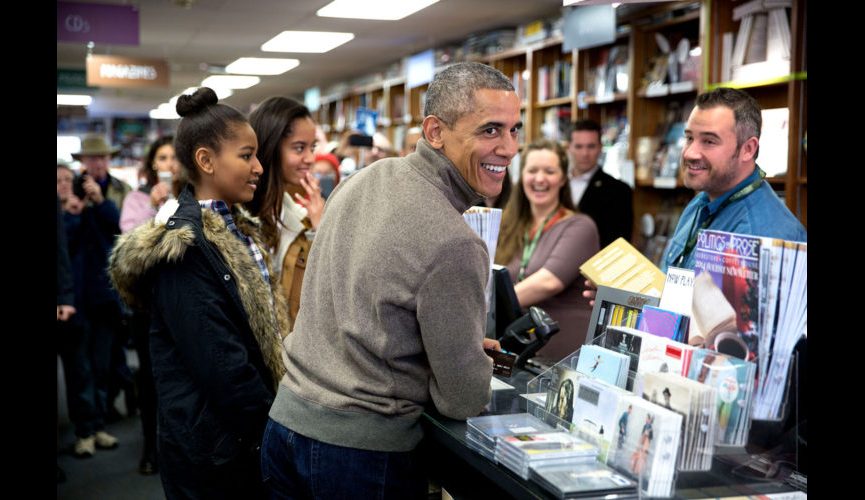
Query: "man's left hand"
482 338 501 352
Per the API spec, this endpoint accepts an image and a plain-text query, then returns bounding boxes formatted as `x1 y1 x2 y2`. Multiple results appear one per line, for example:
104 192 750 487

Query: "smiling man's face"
435 88 522 197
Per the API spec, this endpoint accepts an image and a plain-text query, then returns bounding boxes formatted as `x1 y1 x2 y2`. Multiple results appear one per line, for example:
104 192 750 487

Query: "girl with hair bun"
109 87 289 499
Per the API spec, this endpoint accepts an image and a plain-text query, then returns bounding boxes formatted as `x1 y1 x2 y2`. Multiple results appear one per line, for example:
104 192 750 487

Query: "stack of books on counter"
465 413 553 461
495 431 599 480
529 461 638 499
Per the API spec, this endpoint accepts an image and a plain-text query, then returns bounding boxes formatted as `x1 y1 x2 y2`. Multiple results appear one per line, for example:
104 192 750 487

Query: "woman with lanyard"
496 140 600 362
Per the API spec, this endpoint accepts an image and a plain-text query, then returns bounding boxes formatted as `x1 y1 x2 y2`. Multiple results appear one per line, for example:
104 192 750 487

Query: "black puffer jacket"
109 187 288 468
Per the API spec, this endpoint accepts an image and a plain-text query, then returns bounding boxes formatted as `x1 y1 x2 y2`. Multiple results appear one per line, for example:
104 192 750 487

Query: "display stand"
524 338 684 498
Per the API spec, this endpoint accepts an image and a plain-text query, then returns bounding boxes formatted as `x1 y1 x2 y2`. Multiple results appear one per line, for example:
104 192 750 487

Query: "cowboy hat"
72 135 120 159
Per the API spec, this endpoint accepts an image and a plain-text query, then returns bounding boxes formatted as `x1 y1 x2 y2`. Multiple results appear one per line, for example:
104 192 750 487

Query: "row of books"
536 61 573 102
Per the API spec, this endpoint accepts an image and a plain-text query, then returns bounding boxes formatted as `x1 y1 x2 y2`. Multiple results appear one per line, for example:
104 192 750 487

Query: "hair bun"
176 87 219 117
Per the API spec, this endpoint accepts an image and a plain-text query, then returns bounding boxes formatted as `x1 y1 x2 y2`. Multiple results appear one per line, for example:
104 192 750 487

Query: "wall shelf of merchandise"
310 0 806 254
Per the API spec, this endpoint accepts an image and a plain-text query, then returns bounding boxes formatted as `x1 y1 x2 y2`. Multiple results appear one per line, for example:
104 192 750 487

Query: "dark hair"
570 119 602 144
246 96 313 250
174 87 248 184
496 140 575 265
141 136 174 188
696 87 762 158
424 62 514 127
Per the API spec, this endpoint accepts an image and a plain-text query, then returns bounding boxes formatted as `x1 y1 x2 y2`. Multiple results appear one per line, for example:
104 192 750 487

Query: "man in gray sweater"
262 62 522 498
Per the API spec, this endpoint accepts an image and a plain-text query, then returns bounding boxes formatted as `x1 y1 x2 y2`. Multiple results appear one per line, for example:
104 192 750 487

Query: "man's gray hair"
424 62 514 127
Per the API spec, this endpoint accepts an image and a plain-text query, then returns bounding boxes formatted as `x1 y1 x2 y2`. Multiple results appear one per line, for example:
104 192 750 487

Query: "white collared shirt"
274 192 309 273
569 165 599 206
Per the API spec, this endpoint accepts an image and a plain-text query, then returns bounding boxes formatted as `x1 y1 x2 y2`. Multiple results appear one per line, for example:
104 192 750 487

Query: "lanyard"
672 167 766 267
518 207 559 281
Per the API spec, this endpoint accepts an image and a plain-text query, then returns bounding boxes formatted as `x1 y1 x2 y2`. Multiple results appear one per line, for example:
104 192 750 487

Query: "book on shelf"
744 12 769 64
766 7 791 61
721 31 734 82
732 0 764 21
758 107 789 178
730 13 753 68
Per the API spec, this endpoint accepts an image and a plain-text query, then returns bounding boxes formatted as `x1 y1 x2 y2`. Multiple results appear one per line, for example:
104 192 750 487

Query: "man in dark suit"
567 120 633 248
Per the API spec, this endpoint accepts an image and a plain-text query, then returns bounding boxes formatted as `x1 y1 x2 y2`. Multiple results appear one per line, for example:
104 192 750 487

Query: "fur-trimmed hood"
108 194 289 387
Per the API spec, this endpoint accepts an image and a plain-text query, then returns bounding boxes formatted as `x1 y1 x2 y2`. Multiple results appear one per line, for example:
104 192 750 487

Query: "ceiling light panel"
200 75 261 89
225 57 300 75
317 0 439 20
58 94 92 106
261 31 354 53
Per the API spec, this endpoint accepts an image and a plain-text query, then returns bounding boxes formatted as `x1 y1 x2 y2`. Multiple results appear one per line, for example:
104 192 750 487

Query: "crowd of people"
57 61 806 498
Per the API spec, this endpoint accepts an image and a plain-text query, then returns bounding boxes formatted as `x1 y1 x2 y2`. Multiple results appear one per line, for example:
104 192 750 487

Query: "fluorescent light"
57 94 92 106
200 75 260 89
150 104 180 120
58 136 82 162
261 31 354 53
317 0 438 20
225 57 299 75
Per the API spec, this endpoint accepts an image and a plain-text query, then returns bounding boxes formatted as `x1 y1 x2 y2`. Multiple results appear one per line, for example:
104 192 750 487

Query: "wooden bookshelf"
705 0 807 227
308 0 806 233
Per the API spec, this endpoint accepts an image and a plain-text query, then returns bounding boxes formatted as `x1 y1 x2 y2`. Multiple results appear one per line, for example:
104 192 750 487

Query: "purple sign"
57 2 139 46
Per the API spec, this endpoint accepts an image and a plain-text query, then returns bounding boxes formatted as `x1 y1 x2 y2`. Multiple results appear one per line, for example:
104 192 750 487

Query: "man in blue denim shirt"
661 88 806 272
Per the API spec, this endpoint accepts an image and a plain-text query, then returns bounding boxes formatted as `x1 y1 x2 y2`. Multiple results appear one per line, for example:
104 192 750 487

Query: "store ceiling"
57 0 574 117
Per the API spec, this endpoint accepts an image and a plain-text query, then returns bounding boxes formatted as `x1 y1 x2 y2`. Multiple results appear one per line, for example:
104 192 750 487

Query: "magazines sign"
86 55 169 89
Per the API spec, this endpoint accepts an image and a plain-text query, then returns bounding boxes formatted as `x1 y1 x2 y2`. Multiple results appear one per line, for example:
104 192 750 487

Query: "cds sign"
86 55 170 89
57 2 140 46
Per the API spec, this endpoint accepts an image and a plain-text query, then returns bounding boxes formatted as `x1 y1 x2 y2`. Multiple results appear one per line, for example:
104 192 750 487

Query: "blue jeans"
57 317 102 438
260 418 426 500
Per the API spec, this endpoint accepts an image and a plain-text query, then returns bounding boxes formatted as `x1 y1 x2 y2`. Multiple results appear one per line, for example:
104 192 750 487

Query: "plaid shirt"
199 200 270 287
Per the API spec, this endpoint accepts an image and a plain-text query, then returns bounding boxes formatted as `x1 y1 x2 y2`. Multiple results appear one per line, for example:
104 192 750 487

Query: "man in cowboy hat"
72 134 132 210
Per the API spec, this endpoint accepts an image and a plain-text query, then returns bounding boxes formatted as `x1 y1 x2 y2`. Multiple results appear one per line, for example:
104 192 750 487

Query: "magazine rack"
733 336 806 482
525 337 680 498
685 346 758 448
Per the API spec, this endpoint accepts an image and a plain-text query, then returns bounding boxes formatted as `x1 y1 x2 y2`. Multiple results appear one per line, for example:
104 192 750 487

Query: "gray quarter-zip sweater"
269 139 494 452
